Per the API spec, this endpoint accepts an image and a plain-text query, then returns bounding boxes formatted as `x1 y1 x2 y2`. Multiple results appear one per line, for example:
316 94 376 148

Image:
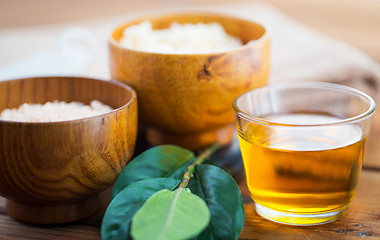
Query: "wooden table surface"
1 0 380 239
0 165 379 239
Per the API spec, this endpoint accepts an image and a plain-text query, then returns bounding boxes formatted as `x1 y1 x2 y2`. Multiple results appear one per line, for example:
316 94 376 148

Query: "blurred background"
1 0 379 63
1 0 380 167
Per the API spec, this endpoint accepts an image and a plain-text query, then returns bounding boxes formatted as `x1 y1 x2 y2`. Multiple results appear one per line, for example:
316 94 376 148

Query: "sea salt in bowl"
0 76 137 224
109 12 270 150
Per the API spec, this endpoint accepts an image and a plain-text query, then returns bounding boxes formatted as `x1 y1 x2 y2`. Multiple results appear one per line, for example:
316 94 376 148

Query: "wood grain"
0 168 379 239
109 12 270 150
0 77 138 224
0 214 101 240
0 0 379 238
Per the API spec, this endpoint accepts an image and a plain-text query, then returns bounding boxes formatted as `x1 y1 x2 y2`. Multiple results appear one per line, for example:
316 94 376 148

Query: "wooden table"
0 165 379 239
1 0 380 239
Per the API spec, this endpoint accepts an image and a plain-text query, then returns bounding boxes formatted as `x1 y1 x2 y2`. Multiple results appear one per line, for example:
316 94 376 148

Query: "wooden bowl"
109 12 270 150
0 76 138 224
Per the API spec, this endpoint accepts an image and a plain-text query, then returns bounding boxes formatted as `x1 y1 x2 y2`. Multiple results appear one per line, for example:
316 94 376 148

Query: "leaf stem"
179 143 220 189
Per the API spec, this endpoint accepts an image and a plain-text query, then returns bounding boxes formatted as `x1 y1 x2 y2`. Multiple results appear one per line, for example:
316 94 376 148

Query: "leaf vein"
159 188 183 239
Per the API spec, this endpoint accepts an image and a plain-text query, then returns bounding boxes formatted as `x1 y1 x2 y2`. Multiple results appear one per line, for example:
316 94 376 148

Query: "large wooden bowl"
0 77 138 224
109 12 270 150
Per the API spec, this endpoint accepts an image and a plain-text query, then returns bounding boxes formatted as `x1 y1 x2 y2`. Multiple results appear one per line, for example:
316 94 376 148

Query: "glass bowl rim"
232 81 376 127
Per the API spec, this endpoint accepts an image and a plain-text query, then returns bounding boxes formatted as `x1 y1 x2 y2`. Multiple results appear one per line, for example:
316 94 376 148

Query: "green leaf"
131 188 211 240
101 178 180 240
111 145 194 199
189 164 245 240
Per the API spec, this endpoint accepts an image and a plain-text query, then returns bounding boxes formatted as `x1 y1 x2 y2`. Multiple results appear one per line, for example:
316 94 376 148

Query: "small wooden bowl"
109 12 270 150
0 76 138 224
